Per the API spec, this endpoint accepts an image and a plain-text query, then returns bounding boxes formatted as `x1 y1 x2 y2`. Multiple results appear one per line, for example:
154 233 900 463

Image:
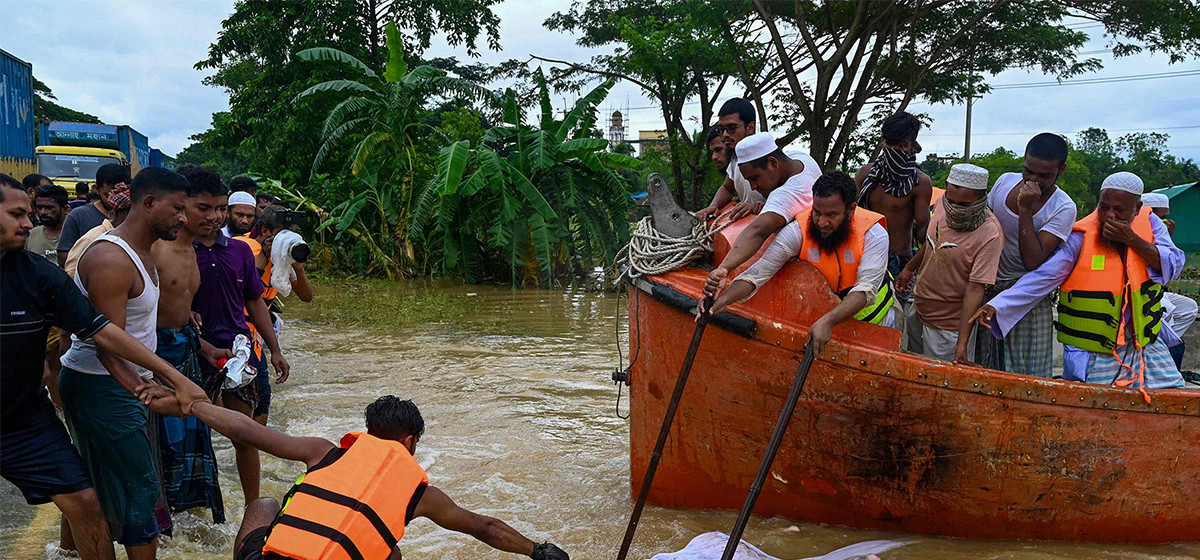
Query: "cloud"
4 0 1194 162
2 0 234 156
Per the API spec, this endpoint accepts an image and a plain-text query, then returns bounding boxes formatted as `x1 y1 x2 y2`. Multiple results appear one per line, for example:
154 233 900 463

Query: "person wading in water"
141 391 570 560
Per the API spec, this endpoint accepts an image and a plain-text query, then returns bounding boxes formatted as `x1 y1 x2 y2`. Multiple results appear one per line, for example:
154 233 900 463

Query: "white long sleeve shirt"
737 220 890 305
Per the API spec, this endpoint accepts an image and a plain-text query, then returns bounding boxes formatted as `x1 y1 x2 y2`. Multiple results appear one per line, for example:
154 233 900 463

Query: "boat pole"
616 294 715 560
719 339 817 560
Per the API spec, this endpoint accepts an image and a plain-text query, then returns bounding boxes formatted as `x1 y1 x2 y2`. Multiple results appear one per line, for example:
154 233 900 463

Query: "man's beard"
151 219 181 241
227 221 252 237
808 215 852 252
39 216 61 228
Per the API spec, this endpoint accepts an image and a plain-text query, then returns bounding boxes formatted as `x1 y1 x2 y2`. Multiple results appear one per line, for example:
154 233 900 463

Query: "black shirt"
56 203 106 253
1 249 108 429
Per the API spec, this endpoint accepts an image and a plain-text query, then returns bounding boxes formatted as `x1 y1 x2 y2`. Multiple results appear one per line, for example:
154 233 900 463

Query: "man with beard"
59 167 211 560
702 171 897 353
27 184 70 262
855 112 933 285
57 164 128 266
897 163 1001 364
224 191 258 237
187 165 290 506
704 132 821 296
974 173 1186 391
974 133 1077 377
151 165 232 524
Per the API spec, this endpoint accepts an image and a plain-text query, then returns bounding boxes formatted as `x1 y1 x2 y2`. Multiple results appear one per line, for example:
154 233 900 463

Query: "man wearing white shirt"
696 99 821 222
703 171 897 353
704 132 820 295
1142 191 1195 369
975 133 1077 377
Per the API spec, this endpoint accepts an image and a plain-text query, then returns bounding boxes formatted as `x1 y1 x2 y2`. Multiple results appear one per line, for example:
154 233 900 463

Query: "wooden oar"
616 294 715 560
719 338 817 560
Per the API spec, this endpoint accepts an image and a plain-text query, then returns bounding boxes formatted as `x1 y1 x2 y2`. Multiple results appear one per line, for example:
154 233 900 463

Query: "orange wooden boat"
625 211 1200 544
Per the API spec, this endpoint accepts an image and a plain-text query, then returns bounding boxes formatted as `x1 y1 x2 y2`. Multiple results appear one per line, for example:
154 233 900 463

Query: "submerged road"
2 280 1197 559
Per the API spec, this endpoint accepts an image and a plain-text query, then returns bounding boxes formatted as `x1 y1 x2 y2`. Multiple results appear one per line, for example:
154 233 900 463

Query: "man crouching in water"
146 392 569 560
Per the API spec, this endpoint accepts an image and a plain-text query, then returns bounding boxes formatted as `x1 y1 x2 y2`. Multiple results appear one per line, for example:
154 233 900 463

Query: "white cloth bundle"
222 334 257 389
270 229 304 297
646 532 910 560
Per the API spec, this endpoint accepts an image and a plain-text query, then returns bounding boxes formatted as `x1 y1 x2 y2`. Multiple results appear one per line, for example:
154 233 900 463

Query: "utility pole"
964 93 973 161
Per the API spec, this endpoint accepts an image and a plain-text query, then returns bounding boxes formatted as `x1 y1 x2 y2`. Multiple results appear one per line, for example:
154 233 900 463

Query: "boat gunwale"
632 272 1200 418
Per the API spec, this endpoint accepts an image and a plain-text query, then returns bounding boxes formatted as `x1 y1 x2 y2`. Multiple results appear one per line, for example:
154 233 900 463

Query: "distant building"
639 130 668 157
608 110 626 147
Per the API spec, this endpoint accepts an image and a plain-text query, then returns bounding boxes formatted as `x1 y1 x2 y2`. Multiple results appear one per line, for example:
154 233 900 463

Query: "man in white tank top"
59 167 202 560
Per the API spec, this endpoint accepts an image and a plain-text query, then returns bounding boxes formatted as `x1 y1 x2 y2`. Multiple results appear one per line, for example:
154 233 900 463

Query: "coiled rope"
616 209 736 282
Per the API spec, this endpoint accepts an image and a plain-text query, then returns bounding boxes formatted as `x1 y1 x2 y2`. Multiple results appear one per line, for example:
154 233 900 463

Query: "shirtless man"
152 174 231 522
854 112 933 285
59 167 209 560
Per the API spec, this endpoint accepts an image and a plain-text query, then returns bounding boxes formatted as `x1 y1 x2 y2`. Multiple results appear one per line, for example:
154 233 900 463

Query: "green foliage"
183 0 502 181
278 24 496 277
416 75 637 285
933 147 1093 216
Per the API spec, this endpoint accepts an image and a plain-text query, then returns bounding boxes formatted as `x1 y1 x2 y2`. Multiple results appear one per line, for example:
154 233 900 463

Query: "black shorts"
236 526 287 560
0 405 93 504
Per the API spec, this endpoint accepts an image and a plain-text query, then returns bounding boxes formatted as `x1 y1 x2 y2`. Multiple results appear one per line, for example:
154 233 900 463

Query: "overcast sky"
3 0 1197 173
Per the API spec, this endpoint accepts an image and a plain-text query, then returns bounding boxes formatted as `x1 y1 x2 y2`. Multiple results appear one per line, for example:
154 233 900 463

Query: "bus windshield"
36 153 123 181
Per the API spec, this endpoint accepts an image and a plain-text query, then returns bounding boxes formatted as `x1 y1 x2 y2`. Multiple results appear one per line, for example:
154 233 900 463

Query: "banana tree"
294 22 494 277
415 71 639 285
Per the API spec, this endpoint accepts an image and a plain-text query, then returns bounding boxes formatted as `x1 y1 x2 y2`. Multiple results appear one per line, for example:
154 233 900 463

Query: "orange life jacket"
236 235 279 301
930 187 945 211
1057 207 1163 351
793 207 894 325
263 432 429 560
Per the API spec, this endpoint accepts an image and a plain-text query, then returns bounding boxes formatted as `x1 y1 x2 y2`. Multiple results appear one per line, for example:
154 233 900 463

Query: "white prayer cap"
1100 171 1144 196
947 163 989 190
1142 192 1170 209
229 191 257 207
735 132 778 163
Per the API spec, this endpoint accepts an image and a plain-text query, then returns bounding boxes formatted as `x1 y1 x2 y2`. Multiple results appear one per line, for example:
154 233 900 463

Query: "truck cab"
35 145 129 188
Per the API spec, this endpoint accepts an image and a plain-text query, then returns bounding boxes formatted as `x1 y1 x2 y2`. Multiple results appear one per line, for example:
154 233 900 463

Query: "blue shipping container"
149 148 167 168
0 48 36 177
119 125 150 175
46 121 120 148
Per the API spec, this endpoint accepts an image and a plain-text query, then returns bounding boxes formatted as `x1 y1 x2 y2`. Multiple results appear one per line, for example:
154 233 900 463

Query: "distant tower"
608 110 626 147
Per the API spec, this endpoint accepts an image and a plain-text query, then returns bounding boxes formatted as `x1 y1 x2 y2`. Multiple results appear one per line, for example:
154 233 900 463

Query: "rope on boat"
615 209 735 282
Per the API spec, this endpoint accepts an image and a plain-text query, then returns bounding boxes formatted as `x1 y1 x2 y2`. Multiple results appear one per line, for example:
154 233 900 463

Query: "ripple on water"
3 281 1197 559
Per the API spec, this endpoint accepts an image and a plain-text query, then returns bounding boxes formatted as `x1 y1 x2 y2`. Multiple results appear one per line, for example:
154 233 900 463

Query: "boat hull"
626 257 1200 543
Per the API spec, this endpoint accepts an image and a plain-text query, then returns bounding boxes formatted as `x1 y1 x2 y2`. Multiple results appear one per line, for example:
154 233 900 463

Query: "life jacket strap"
292 483 399 550
1053 320 1116 350
276 514 366 560
1057 304 1119 328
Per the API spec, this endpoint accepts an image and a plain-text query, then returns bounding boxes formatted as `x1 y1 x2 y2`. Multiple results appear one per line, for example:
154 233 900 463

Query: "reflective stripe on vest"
263 432 429 560
1055 207 1163 353
793 207 894 326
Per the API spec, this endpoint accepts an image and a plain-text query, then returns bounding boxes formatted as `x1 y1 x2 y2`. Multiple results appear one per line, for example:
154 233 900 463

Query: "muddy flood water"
2 279 1197 559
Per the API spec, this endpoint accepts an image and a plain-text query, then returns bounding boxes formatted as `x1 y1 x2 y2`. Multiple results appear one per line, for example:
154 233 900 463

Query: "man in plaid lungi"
974 134 1077 376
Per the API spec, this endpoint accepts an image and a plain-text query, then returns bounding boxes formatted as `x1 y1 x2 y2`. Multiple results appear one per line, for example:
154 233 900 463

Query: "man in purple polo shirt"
179 165 290 505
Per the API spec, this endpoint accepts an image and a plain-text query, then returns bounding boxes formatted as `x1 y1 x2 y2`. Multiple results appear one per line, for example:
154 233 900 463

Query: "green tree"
729 0 1200 169
539 0 738 208
287 23 494 277
416 73 638 285
193 0 502 177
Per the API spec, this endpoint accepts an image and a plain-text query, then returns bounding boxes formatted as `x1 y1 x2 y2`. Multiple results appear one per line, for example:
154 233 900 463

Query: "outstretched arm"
186 401 334 468
706 212 787 294
414 485 538 556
